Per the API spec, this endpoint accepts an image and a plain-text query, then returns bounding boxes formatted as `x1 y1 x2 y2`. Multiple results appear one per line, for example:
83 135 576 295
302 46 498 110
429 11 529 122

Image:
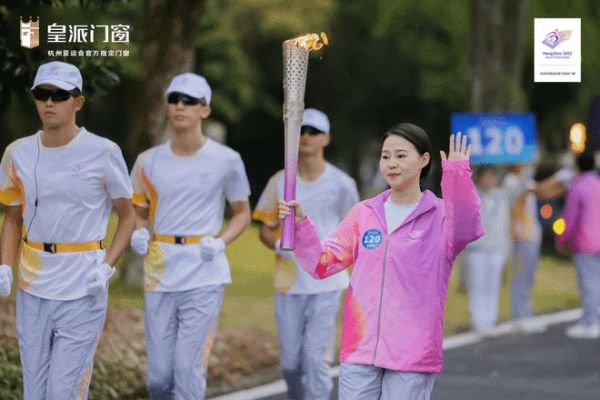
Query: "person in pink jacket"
279 124 483 399
556 152 600 339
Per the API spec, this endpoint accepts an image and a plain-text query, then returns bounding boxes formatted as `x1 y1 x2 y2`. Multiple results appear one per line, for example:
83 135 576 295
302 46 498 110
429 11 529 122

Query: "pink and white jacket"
293 160 483 373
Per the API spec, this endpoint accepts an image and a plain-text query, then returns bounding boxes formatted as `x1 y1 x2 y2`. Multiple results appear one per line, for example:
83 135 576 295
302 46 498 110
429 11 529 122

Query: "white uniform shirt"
253 163 359 294
131 138 251 292
0 128 132 300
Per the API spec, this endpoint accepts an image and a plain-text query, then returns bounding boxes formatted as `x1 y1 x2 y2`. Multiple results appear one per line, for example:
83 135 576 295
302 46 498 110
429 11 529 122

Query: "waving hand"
441 132 472 161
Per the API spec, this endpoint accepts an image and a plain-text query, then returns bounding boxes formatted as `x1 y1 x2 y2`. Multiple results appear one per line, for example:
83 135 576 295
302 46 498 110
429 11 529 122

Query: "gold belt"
152 234 203 245
24 239 105 253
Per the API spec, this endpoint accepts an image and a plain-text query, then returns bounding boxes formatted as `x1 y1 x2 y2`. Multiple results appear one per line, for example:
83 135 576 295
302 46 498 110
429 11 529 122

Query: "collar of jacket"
365 189 438 235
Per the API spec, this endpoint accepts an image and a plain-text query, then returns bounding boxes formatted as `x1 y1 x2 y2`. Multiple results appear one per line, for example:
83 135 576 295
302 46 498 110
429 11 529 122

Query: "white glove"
274 239 294 260
130 227 151 256
87 263 115 296
199 237 226 262
0 264 13 297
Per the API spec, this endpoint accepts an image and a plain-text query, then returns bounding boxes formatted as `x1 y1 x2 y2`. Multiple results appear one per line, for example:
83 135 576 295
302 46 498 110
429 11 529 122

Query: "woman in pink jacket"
279 124 483 399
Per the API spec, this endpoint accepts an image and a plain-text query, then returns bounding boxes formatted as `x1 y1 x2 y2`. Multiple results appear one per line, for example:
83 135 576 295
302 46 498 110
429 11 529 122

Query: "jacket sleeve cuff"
295 216 312 231
442 159 471 171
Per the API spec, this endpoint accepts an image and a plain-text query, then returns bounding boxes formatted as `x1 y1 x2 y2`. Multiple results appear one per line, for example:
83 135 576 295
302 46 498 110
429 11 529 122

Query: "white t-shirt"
131 138 251 292
0 128 132 300
384 198 417 233
253 163 359 294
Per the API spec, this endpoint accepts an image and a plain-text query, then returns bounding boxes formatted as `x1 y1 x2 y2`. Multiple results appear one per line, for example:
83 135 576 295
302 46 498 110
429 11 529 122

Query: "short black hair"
382 123 432 179
576 152 595 172
301 125 324 135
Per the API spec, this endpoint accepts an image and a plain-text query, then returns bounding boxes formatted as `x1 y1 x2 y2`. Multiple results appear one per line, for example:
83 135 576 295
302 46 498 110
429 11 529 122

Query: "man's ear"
200 105 212 119
74 96 85 111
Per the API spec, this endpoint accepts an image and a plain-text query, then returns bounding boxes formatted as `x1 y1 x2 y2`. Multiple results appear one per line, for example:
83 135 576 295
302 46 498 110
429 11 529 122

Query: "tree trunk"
461 0 528 291
125 0 206 286
470 0 528 112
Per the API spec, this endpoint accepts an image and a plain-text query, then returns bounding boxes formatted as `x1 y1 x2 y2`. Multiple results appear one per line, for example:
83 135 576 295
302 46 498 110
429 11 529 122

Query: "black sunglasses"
167 92 205 106
301 126 325 136
31 88 79 102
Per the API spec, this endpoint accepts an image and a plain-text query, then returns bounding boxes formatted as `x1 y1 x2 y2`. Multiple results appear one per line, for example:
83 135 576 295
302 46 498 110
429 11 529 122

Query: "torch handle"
281 211 296 251
281 160 297 250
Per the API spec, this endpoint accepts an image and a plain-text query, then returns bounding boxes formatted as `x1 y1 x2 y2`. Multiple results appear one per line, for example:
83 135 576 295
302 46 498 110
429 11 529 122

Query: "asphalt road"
258 322 600 400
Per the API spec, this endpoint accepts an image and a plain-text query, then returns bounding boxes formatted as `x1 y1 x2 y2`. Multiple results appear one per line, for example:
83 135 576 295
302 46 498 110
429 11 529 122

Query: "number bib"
362 229 383 249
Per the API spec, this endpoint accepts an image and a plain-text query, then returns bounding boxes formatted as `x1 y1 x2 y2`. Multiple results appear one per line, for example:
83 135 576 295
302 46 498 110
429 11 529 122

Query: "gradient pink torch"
280 32 328 250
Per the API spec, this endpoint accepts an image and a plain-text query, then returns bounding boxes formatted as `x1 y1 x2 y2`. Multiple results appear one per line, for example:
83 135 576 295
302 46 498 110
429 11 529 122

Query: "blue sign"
451 113 537 164
361 229 382 249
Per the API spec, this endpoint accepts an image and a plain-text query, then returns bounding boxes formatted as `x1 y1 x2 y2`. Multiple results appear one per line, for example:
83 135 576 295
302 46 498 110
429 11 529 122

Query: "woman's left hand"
441 132 472 161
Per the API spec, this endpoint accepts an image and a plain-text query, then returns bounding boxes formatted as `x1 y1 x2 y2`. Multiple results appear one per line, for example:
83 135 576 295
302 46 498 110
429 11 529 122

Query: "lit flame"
569 122 586 153
285 32 329 51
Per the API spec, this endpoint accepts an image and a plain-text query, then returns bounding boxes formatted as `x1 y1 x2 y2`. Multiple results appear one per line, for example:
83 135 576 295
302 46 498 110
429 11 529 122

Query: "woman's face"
379 135 429 190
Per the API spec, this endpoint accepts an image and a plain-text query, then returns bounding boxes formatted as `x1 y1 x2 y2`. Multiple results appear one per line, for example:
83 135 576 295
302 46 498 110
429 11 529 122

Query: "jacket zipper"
372 233 390 365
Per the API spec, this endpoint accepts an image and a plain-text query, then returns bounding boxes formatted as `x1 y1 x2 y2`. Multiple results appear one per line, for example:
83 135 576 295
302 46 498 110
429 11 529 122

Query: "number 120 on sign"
451 113 537 165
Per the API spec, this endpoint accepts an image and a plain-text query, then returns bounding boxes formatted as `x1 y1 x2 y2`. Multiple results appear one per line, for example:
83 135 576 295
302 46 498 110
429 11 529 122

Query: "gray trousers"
464 249 506 331
145 285 224 400
574 253 600 326
510 239 542 320
275 290 343 400
339 363 435 400
16 289 108 400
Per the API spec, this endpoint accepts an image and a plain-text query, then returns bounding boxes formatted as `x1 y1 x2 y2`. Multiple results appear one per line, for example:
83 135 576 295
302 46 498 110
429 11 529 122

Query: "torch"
280 32 328 250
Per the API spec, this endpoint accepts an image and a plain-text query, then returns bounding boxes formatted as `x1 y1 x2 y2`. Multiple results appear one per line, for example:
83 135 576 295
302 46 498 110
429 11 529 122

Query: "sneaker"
565 322 600 339
512 318 547 334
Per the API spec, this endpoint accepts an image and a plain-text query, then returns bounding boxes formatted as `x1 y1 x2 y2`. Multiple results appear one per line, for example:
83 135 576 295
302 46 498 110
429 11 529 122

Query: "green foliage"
299 0 471 178
0 342 22 400
1 0 600 191
195 0 333 125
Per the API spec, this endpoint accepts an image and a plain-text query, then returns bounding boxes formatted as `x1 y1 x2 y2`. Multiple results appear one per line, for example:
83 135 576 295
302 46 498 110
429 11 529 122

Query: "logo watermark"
542 29 571 49
534 18 580 83
20 16 131 57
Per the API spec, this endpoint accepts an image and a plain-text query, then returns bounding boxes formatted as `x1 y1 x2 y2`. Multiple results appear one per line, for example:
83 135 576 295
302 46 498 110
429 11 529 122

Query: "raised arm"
440 133 484 260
